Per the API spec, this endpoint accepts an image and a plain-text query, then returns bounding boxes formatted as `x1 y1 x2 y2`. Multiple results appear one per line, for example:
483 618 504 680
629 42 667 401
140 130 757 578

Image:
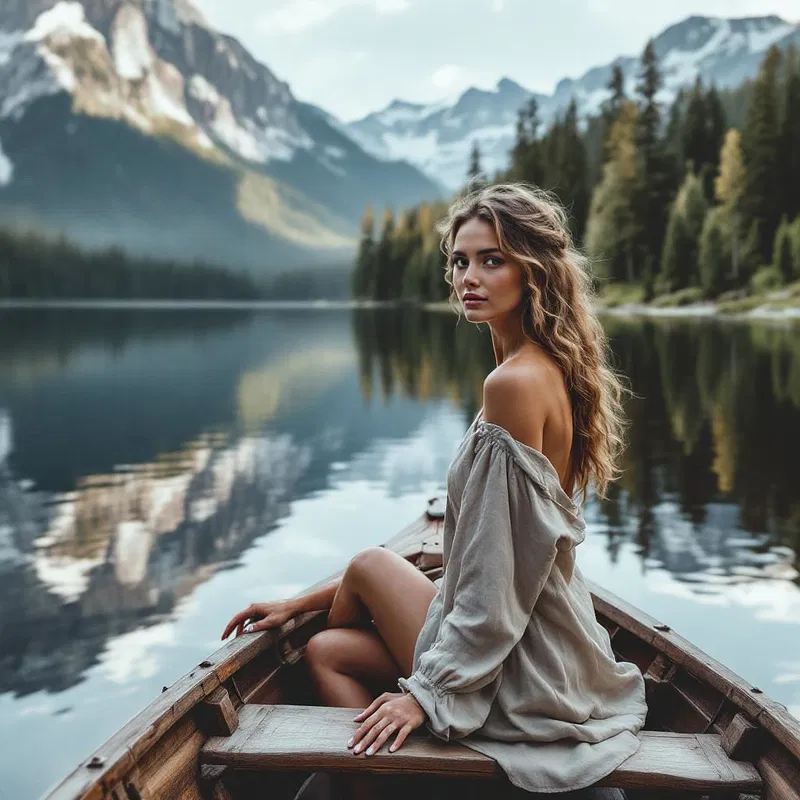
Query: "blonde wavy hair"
437 182 631 502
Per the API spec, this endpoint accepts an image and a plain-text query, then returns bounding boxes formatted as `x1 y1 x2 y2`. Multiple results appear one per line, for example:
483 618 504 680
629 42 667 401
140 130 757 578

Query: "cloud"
259 0 411 33
431 64 462 90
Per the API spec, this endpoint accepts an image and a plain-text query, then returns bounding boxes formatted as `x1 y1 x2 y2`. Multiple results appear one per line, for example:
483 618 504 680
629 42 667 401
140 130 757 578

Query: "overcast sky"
192 0 800 121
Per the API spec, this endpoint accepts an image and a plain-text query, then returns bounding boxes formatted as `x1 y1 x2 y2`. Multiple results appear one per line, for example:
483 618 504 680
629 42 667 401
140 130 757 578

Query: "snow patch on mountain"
146 60 194 127
27 1 104 45
0 44 62 120
0 136 12 185
112 3 154 81
188 73 307 162
0 4 108 121
745 18 795 51
140 0 208 34
0 31 23 66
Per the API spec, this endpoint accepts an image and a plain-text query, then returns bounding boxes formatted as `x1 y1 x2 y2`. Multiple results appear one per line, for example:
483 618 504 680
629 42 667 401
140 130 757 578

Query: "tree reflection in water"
352 309 800 582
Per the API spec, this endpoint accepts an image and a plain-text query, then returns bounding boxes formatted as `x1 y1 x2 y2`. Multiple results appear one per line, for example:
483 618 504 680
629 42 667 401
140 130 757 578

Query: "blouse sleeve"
398 429 579 741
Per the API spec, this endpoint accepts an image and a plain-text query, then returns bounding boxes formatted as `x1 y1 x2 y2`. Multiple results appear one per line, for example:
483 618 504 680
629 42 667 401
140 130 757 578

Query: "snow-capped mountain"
347 15 800 190
347 78 545 198
0 0 440 273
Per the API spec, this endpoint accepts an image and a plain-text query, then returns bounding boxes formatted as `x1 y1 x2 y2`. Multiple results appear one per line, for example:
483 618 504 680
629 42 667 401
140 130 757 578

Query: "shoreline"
424 299 800 322
594 302 800 321
2 297 799 321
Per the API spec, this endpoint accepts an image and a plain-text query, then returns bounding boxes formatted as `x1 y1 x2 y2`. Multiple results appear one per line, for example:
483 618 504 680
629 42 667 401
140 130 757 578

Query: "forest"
0 226 262 300
352 43 800 308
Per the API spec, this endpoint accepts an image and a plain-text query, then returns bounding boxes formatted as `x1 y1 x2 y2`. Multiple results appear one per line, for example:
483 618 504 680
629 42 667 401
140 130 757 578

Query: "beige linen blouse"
398 417 648 794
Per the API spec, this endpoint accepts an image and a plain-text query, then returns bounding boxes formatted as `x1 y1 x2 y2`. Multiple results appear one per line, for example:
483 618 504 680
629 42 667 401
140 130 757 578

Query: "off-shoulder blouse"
398 415 647 793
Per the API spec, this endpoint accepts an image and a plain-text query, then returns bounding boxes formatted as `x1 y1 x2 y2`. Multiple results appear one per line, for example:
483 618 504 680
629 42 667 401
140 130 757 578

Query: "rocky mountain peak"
0 0 309 161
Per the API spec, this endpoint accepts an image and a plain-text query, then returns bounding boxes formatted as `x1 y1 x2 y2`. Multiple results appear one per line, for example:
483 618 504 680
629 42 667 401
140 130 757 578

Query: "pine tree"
705 85 726 188
660 208 692 293
600 65 627 162
585 101 640 282
373 208 396 301
468 140 484 186
682 77 707 173
352 205 376 298
781 46 800 219
552 99 589 240
715 128 747 281
698 208 730 297
510 98 543 183
633 40 676 270
791 217 800 281
773 216 793 284
665 88 686 173
741 45 782 261
739 220 763 283
660 169 708 291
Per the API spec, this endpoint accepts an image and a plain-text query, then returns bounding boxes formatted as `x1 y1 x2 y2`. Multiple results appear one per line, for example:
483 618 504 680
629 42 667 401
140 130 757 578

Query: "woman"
221 183 648 795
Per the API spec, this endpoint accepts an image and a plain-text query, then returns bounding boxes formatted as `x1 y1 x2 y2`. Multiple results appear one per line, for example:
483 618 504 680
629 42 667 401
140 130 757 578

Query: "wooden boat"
46 498 800 800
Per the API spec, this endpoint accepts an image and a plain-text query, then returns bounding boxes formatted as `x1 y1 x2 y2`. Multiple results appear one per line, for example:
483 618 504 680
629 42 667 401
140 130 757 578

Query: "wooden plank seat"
201 705 763 792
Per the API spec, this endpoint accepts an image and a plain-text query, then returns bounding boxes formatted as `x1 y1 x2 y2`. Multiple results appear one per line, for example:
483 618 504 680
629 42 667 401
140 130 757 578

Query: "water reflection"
0 306 798 798
352 309 800 592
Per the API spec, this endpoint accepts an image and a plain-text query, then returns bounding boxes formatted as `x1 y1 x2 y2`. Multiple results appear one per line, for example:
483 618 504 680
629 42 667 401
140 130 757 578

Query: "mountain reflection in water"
0 306 797 800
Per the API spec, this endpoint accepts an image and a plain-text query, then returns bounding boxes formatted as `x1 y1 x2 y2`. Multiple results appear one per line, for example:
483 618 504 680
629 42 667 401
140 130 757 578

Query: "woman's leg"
307 547 438 706
305 626 401 707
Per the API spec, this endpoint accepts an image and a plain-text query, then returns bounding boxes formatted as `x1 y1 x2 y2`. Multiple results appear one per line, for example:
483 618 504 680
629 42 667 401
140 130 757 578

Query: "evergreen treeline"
353 44 800 305
0 227 262 300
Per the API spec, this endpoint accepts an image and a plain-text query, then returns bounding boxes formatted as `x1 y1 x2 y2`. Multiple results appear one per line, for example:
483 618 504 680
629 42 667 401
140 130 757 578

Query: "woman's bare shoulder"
482 360 553 450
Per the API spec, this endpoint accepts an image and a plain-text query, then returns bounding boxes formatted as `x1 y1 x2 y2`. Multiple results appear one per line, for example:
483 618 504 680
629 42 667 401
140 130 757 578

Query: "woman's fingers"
221 605 264 640
353 716 392 754
221 609 249 640
349 709 382 750
352 693 388 723
364 721 397 756
247 614 278 633
389 723 414 753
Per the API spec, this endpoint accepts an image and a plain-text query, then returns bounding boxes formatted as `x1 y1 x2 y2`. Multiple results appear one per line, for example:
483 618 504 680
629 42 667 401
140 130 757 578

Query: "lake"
0 305 798 799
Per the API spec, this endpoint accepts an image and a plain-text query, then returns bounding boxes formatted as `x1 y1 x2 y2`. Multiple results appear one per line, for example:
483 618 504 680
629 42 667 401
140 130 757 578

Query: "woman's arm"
220 578 341 639
293 578 340 614
397 378 572 740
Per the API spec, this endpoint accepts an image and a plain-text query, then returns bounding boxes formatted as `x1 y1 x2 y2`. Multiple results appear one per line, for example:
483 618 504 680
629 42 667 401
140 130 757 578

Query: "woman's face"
451 216 525 323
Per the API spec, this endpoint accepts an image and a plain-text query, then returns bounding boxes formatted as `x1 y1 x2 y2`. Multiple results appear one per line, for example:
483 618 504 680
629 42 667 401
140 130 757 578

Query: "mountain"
346 15 800 190
0 0 441 276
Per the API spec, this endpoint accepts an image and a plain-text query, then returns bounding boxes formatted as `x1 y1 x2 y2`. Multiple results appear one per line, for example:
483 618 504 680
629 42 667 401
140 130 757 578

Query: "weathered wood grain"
722 713 762 762
201 705 762 791
197 687 238 737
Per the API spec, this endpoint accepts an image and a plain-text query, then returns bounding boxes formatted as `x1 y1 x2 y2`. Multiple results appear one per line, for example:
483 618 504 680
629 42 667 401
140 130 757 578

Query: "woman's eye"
452 256 503 268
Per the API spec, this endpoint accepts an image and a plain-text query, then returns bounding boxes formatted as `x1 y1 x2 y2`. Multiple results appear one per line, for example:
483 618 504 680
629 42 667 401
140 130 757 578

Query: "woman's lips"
463 295 487 308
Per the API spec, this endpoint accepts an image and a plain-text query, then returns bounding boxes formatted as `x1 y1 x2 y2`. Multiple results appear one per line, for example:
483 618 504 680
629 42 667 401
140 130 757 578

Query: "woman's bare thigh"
308 627 403 695
347 548 438 676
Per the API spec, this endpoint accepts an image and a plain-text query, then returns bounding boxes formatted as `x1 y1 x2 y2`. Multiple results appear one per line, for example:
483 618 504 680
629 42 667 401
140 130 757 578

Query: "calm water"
0 306 798 799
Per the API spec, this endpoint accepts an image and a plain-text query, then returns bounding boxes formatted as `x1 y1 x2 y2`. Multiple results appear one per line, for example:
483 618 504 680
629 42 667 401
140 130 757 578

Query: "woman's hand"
348 692 426 756
220 600 298 640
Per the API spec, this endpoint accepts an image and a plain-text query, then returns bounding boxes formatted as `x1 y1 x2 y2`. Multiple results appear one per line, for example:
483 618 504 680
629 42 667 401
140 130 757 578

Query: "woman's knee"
346 546 402 586
305 630 343 672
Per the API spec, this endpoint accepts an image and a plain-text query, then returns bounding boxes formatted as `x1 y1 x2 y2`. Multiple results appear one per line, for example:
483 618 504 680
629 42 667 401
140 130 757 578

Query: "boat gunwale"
589 579 800 762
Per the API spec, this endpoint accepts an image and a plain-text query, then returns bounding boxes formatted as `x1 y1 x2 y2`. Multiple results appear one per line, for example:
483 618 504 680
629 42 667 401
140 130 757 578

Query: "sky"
192 0 800 121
